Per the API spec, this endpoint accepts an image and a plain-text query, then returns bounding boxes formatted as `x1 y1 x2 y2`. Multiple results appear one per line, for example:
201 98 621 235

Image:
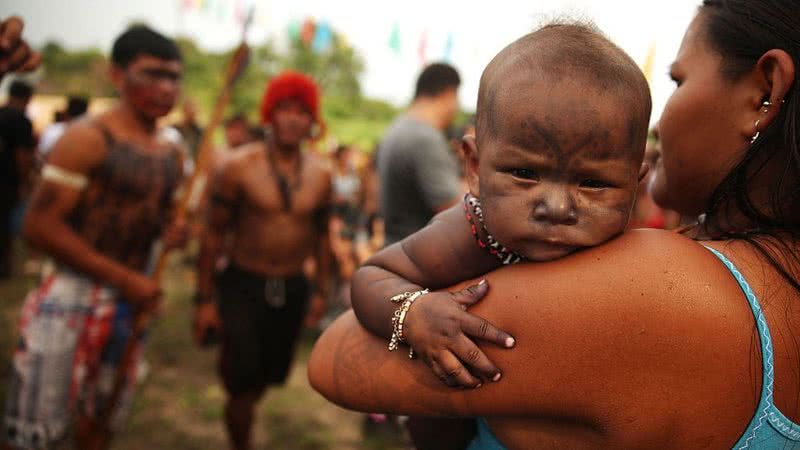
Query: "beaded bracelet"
388 289 430 358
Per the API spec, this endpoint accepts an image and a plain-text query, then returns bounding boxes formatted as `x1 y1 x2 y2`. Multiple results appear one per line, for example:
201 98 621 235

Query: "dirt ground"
0 244 410 450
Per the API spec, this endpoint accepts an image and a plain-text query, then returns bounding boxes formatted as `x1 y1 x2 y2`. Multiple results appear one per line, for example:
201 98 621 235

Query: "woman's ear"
750 49 795 136
462 134 480 197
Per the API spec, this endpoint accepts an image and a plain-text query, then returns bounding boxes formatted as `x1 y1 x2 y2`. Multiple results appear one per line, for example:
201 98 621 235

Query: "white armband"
41 164 89 190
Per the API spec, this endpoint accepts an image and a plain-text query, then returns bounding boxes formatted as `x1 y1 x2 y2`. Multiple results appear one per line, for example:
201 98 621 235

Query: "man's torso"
67 117 182 272
228 144 330 276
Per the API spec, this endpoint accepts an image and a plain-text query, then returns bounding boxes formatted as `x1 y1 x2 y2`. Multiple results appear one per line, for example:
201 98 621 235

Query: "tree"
34 23 398 149
37 41 113 97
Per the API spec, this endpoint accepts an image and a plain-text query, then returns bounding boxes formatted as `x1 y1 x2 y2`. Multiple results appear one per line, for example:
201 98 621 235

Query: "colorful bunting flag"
301 18 316 46
443 32 454 62
288 19 301 42
388 22 401 55
312 21 333 53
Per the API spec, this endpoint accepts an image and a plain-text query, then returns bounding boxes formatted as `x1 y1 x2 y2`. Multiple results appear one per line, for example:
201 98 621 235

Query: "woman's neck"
697 143 800 239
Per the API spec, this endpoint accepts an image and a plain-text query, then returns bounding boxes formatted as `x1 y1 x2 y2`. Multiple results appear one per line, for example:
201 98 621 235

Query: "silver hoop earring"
750 119 761 144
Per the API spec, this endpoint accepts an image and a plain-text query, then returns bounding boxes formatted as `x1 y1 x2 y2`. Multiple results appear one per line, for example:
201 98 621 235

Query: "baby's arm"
351 203 514 387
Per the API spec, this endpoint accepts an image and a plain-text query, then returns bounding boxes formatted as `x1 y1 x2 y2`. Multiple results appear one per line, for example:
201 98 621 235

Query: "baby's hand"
403 280 515 388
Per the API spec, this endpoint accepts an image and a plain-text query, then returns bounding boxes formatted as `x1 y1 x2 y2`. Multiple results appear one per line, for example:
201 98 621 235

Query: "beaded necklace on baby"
463 193 525 265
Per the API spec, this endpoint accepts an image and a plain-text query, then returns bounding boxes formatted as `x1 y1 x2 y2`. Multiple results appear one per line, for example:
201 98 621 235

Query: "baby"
352 22 652 390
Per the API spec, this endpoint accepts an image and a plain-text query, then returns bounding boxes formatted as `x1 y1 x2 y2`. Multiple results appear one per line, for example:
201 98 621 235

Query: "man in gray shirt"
377 63 462 245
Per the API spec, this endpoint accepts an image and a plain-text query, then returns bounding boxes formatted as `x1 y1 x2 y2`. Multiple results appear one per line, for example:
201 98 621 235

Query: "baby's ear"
638 162 650 183
462 134 480 197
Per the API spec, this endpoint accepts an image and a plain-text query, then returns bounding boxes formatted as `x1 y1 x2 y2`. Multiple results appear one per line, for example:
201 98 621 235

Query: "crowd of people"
2 1 799 449
0 17 461 450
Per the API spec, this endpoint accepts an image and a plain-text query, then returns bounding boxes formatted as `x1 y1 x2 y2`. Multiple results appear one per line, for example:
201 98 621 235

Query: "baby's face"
468 75 645 262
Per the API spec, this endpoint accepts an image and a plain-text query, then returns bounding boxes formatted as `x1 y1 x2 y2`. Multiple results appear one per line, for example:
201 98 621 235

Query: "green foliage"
37 41 114 97
174 37 281 123
36 24 397 148
282 34 363 101
324 95 396 149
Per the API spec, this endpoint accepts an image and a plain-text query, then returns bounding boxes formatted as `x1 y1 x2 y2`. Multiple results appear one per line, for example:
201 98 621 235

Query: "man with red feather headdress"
194 71 332 450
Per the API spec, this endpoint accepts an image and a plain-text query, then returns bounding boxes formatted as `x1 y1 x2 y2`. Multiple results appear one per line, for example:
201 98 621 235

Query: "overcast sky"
2 0 701 122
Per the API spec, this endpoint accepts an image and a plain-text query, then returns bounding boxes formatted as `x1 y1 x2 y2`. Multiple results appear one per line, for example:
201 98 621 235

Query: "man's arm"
193 159 239 344
23 123 159 306
0 17 41 79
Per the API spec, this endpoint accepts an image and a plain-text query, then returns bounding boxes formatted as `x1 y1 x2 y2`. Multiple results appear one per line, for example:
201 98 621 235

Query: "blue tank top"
467 246 800 450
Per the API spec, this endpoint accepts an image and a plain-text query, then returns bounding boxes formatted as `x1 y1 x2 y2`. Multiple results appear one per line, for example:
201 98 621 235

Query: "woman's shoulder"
489 228 731 301
589 228 712 266
470 230 760 445
481 229 753 339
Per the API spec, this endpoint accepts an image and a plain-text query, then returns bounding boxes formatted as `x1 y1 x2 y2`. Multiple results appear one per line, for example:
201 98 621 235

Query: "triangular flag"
388 22 401 55
301 18 316 46
312 21 333 53
443 32 454 62
288 19 301 42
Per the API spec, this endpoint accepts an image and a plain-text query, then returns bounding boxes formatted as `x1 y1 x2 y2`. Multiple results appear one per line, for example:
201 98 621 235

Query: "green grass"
0 244 410 450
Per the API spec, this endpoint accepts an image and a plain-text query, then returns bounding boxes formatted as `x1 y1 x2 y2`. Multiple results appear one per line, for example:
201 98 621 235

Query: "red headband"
260 71 321 125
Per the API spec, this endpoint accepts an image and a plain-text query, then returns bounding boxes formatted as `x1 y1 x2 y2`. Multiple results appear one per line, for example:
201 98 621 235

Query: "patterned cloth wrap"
3 268 141 449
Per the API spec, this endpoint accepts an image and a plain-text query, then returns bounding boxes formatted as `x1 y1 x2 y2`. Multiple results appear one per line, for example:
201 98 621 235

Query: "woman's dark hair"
700 0 800 293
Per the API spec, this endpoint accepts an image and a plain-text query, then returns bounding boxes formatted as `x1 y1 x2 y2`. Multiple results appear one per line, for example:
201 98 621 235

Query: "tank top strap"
91 121 116 148
466 418 506 450
701 246 800 448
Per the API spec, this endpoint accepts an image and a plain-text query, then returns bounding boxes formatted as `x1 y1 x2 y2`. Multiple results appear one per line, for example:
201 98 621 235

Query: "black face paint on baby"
466 24 651 262
473 73 644 262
